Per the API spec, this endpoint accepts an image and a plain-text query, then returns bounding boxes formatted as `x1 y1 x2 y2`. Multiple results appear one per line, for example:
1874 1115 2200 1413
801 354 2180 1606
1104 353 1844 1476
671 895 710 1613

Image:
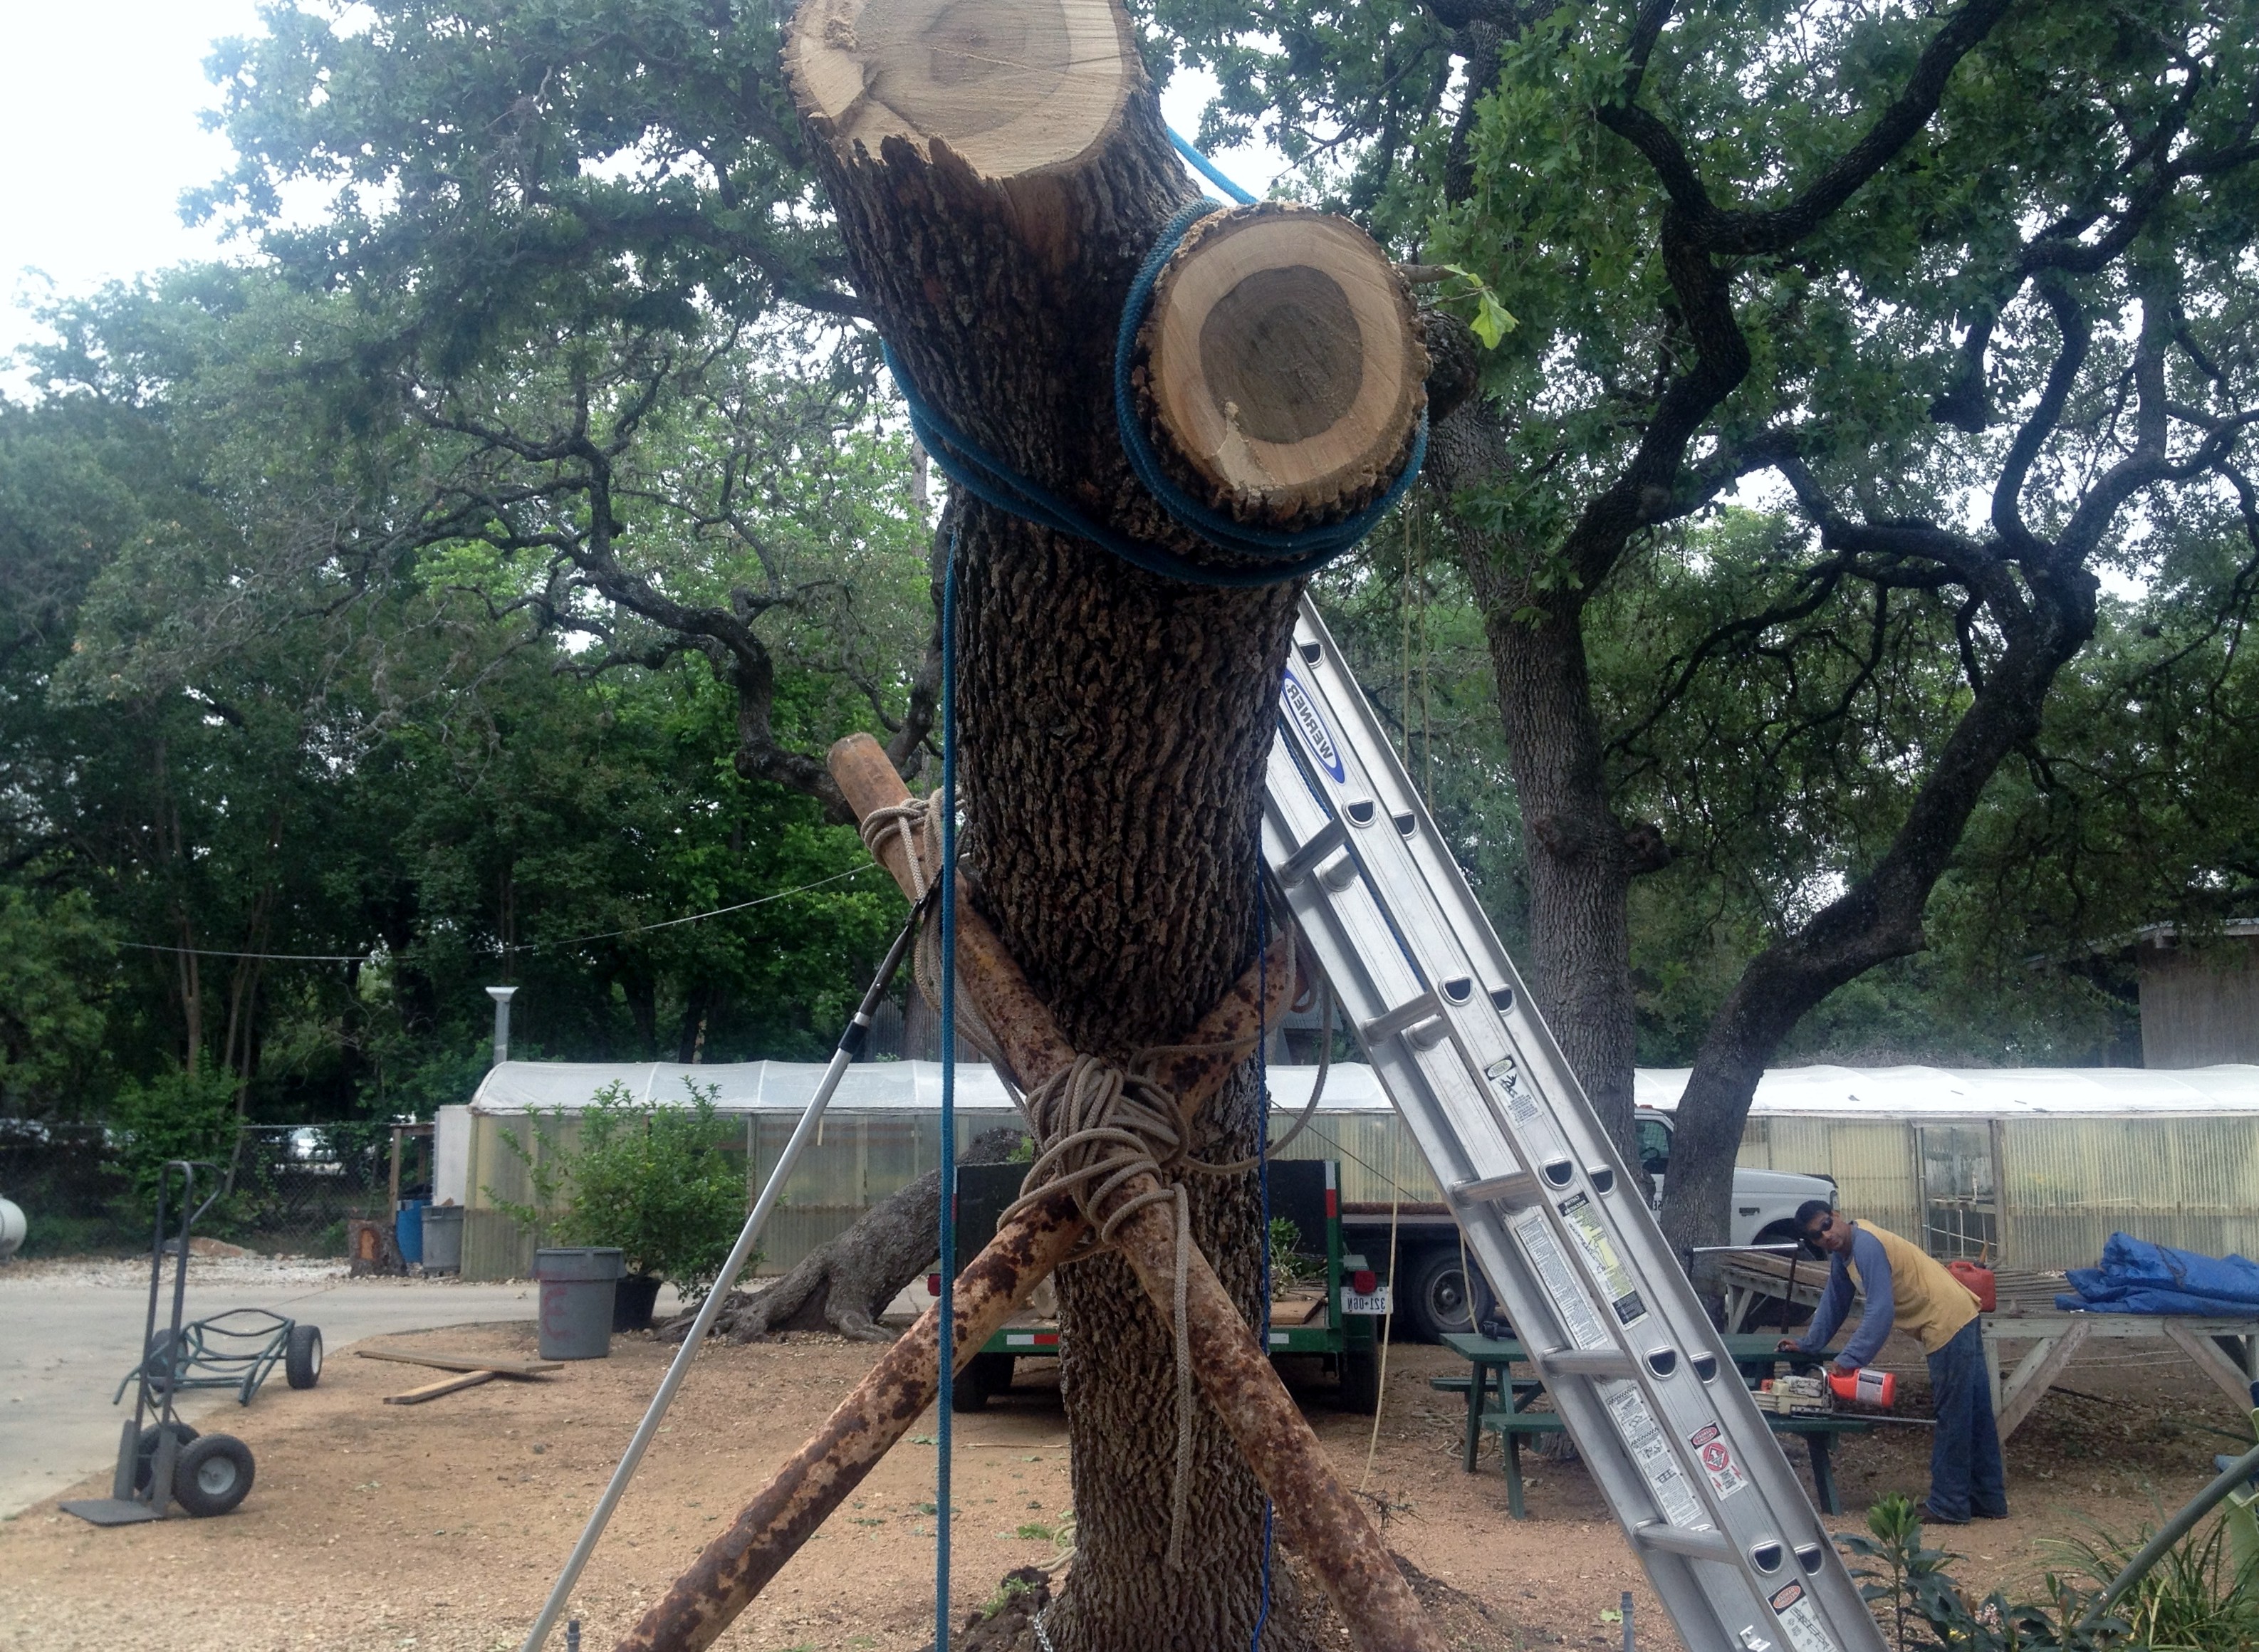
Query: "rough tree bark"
781 0 1427 1643
659 1126 1025 1343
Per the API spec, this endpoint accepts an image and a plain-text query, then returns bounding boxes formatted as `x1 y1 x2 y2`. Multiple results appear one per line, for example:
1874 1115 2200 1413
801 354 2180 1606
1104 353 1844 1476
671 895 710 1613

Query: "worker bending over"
1780 1199 2005 1524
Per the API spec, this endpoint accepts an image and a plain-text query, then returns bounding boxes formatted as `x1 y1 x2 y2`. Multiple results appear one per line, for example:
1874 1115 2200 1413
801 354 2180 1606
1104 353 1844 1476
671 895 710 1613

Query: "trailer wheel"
173 1433 256 1517
133 1422 199 1492
1403 1248 1496 1342
1337 1346 1381 1413
952 1352 1013 1413
286 1323 323 1389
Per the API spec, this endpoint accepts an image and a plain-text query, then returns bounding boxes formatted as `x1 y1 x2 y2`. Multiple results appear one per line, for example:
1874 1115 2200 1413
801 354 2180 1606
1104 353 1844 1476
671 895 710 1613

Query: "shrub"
490 1079 755 1303
1840 1494 2127 1652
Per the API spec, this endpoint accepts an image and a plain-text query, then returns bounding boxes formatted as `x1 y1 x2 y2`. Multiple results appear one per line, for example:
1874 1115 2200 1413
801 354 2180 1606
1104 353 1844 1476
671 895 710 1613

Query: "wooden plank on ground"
355 1348 562 1378
384 1369 501 1405
1995 1319 2090 1442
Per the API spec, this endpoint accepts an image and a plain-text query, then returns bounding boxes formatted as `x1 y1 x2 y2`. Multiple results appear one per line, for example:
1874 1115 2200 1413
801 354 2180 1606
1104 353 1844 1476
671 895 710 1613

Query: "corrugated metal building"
441 1061 2259 1279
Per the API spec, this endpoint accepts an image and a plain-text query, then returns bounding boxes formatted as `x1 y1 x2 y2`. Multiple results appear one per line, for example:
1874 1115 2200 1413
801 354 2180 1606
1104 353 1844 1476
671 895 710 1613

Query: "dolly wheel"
173 1434 256 1517
134 1422 199 1493
286 1323 324 1389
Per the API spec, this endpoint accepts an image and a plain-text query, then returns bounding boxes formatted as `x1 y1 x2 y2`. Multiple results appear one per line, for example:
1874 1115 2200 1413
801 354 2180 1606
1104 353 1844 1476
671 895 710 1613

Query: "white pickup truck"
1340 1106 1833 1340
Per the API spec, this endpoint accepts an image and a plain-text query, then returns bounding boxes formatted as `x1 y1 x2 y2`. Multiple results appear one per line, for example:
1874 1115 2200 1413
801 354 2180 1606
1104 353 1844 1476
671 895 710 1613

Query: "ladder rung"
1274 817 1347 888
1634 1521 1736 1564
1538 1348 1637 1379
1362 993 1444 1045
1448 1171 1537 1207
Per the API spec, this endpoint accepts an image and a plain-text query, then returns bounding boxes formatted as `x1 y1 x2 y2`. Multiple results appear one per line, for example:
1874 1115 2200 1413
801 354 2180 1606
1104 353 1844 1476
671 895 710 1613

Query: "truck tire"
1403 1247 1496 1343
951 1352 1014 1413
172 1433 256 1517
286 1323 323 1389
1337 1346 1381 1413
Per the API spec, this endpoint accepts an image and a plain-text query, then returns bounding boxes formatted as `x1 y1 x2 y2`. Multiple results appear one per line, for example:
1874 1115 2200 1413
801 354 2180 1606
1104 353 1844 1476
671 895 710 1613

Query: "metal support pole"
517 909 925 1652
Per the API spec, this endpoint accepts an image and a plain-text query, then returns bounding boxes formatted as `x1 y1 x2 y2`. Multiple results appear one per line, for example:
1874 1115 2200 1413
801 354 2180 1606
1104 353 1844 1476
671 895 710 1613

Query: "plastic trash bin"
534 1248 625 1359
395 1197 429 1265
420 1204 464 1274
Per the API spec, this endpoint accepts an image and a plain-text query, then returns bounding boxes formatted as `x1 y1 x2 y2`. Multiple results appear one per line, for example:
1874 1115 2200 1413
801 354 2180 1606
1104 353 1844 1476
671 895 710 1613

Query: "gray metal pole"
518 914 924 1652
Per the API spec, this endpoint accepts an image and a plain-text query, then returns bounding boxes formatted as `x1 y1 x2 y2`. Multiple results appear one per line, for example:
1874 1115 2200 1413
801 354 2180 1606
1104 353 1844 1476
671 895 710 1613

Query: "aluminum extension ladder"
1260 595 1884 1652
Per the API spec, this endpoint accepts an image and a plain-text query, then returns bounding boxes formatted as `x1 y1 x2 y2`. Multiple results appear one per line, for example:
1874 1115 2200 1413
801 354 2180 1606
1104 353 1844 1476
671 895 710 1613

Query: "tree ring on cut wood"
786 0 1134 177
1136 202 1426 526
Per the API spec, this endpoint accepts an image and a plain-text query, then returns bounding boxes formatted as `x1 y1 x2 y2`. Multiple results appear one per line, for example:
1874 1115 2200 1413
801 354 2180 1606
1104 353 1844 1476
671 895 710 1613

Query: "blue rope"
1251 887 1277 1651
1169 127 1257 206
885 127 1426 590
935 531 960 1652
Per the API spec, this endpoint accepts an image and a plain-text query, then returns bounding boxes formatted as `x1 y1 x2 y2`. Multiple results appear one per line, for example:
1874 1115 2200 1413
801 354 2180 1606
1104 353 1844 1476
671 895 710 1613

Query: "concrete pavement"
1 1259 549 1515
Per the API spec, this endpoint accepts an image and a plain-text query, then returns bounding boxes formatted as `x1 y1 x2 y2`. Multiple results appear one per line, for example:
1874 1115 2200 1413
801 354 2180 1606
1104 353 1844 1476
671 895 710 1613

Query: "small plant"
1840 1495 2129 1652
981 1572 1043 1620
1267 1216 1321 1288
2051 1512 2259 1652
489 1079 755 1303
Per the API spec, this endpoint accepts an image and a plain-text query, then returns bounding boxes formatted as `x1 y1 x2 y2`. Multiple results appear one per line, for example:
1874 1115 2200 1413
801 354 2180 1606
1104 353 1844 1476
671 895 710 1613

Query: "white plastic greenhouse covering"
466 1057 2259 1119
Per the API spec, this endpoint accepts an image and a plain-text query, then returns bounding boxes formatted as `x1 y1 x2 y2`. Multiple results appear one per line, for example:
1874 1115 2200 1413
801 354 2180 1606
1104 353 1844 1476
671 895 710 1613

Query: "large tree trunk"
1424 402 1646 1167
783 1 1422 1643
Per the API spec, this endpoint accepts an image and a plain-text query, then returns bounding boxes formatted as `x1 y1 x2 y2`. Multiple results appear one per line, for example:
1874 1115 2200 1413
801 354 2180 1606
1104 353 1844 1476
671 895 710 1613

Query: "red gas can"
1948 1260 1997 1312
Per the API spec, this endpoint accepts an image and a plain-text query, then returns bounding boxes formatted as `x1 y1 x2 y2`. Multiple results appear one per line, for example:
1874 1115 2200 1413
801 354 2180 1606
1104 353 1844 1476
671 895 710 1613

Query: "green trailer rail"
944 1158 1386 1412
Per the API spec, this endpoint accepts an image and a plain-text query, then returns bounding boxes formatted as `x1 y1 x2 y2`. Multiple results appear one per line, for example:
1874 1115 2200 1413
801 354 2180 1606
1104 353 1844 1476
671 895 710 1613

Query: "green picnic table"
1438 1332 1872 1518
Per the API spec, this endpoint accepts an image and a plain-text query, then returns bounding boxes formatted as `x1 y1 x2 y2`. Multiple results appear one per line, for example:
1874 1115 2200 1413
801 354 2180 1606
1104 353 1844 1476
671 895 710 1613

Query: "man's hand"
1833 1357 1858 1375
1775 1338 1801 1354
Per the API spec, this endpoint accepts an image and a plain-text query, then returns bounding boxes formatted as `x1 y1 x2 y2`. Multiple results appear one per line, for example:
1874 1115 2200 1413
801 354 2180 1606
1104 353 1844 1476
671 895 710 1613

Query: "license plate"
1341 1287 1391 1316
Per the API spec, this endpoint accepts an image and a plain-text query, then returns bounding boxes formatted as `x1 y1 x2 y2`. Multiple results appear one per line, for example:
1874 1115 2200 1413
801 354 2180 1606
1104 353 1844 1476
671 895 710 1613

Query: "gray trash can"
420 1204 464 1274
533 1247 624 1360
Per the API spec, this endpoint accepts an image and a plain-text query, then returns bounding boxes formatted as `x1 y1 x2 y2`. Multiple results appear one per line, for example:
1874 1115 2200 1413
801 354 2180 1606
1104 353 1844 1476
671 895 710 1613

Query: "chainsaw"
1753 1366 1933 1425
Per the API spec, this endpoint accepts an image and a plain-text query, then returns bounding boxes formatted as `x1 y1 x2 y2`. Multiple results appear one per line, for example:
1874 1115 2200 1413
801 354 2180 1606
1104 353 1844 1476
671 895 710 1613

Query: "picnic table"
1439 1332 1870 1518
1713 1250 2259 1441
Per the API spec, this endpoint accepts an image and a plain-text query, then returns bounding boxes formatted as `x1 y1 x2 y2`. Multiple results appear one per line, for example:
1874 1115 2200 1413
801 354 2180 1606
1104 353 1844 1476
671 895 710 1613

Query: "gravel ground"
0 1318 2248 1652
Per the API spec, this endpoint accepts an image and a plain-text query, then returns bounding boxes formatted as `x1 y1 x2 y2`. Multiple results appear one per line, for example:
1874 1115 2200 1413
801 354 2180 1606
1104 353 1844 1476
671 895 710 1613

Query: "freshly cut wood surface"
355 1348 560 1378
786 0 1134 177
382 1369 500 1406
1138 202 1424 523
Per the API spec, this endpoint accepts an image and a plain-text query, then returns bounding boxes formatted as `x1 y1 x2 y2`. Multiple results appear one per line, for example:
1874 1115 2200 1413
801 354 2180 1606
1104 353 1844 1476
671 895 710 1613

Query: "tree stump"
783 1 1427 1646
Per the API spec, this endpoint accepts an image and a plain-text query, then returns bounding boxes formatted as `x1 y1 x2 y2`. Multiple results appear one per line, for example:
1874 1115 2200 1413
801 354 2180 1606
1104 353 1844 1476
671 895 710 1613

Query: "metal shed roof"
468 1060 2259 1119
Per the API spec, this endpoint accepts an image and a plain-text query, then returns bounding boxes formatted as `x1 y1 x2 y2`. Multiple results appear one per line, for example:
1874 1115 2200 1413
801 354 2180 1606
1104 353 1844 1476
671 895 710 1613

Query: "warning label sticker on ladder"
1605 1384 1708 1530
1556 1191 1647 1328
1767 1581 1843 1652
1686 1421 1748 1500
1484 1056 1544 1128
1513 1208 1610 1349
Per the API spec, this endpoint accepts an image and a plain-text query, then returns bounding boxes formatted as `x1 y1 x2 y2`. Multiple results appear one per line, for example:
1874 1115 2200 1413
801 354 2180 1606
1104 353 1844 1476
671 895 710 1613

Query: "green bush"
1841 1494 2127 1652
2052 1512 2259 1651
490 1079 755 1303
109 1060 249 1233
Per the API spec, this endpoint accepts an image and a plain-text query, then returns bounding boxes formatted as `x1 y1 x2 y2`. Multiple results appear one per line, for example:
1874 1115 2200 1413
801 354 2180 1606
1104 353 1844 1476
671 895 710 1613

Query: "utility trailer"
944 1158 1387 1411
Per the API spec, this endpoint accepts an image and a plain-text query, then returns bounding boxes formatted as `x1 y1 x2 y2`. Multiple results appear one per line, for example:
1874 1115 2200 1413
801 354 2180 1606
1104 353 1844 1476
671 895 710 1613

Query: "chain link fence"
0 1122 410 1258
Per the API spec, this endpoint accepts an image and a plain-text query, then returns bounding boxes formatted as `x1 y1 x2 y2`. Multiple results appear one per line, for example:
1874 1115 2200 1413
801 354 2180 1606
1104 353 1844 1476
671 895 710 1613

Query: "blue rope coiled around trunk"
886 129 1427 590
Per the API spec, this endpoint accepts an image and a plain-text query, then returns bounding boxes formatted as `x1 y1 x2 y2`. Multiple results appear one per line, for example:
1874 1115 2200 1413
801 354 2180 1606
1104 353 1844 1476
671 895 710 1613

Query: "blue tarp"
2055 1233 2259 1316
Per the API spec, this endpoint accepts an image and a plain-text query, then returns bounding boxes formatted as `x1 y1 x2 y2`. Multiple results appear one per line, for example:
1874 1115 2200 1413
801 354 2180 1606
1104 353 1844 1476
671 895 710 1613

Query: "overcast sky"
0 1 1257 381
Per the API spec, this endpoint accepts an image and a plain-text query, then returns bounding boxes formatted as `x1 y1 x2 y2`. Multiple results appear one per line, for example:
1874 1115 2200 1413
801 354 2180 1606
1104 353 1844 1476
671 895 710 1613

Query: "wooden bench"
1476 1406 1872 1519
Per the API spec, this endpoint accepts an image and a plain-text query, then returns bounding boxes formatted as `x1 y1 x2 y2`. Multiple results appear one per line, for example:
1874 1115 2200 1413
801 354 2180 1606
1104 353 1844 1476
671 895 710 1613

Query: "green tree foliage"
1159 0 2259 1240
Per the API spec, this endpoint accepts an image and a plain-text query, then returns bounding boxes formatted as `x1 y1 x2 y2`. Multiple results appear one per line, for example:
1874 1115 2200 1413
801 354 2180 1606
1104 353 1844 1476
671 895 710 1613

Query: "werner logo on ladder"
1261 595 1887 1652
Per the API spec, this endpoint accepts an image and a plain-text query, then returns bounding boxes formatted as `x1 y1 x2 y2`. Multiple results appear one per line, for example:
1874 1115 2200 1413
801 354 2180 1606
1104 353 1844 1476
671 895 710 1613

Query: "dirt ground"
1 1317 2250 1652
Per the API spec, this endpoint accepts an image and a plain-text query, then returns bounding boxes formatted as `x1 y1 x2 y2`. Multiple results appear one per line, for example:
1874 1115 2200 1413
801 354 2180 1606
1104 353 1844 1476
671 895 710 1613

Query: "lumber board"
384 1369 501 1405
355 1347 561 1378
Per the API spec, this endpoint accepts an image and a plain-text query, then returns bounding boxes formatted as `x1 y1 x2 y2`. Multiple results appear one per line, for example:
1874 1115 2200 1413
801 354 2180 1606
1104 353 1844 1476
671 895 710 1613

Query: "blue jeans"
1926 1317 2006 1520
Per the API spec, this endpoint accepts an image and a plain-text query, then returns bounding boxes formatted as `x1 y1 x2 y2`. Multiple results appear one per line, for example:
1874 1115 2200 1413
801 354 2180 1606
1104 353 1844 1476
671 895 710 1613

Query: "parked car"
1343 1106 1835 1341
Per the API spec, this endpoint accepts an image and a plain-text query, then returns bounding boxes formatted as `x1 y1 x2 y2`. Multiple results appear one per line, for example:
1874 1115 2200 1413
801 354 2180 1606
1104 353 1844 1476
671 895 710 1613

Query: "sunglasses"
1801 1216 1835 1243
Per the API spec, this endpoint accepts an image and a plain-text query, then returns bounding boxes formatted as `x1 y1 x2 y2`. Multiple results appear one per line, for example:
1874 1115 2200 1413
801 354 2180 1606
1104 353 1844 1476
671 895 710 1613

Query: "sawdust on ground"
0 1321 2247 1652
